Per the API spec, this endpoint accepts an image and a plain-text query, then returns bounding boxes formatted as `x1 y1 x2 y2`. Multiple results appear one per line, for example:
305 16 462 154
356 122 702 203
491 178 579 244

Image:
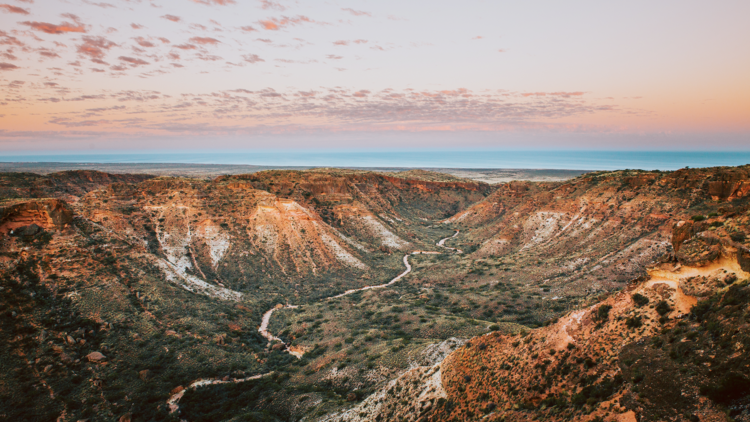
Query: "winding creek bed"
167 231 463 415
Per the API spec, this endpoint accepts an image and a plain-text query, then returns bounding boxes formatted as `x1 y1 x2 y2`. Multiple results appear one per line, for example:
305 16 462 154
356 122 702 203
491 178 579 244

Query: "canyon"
1 165 749 422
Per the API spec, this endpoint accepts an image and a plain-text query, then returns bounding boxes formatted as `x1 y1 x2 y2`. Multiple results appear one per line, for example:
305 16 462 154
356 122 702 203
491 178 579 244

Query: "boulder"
86 352 106 362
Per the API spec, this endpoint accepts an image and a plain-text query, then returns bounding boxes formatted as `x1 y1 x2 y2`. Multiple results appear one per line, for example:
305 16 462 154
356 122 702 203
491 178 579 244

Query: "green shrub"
626 316 642 329
655 301 672 316
595 305 612 322
691 215 706 222
632 293 649 307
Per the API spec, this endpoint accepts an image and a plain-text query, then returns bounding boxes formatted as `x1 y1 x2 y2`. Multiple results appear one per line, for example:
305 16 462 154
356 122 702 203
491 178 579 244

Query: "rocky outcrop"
0 199 74 234
675 233 722 266
671 220 696 252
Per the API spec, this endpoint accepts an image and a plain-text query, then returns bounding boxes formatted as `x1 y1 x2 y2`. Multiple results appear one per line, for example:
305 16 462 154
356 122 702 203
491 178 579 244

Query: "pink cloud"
189 36 220 45
192 0 235 5
83 1 115 8
0 31 25 47
38 48 60 58
341 8 371 17
259 0 284 11
134 37 155 47
240 25 257 32
0 62 18 70
131 23 144 29
161 14 181 22
0 4 30 14
333 40 348 46
174 44 197 50
196 53 222 61
326 54 343 60
119 56 149 66
242 53 264 63
76 36 116 60
21 21 86 34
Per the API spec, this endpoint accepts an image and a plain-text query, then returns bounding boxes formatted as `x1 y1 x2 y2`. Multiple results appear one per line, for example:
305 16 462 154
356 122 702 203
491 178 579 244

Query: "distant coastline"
2 150 749 171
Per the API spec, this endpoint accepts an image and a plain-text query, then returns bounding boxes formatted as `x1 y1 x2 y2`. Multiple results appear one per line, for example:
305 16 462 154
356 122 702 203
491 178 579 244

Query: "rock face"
0 199 74 234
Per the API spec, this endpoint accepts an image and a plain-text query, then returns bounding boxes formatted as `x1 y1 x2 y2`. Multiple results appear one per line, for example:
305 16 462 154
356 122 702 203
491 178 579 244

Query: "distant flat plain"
0 162 590 183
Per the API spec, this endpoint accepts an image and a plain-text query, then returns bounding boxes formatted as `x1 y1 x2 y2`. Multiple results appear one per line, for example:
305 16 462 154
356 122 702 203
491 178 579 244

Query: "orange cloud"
0 4 29 14
21 21 86 34
258 15 317 30
161 14 181 22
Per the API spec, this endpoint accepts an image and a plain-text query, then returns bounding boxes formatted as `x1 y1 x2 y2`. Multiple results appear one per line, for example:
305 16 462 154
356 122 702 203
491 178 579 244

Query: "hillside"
0 165 748 422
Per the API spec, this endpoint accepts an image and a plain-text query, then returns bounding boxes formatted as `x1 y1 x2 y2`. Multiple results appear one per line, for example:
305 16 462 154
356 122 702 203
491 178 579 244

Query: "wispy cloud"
192 0 235 5
118 56 149 66
0 4 30 14
341 8 371 17
242 53 264 63
259 0 284 11
189 36 221 45
258 15 322 30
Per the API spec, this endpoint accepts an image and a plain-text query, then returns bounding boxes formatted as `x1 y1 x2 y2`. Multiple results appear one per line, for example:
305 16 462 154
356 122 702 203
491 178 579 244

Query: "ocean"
1 150 749 171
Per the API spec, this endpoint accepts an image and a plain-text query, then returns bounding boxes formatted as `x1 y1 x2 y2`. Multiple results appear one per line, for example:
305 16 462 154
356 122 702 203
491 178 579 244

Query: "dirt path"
167 372 274 413
437 230 463 253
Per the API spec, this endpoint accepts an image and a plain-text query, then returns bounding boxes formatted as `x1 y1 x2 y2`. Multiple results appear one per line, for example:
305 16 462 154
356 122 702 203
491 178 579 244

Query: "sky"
1 0 749 152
